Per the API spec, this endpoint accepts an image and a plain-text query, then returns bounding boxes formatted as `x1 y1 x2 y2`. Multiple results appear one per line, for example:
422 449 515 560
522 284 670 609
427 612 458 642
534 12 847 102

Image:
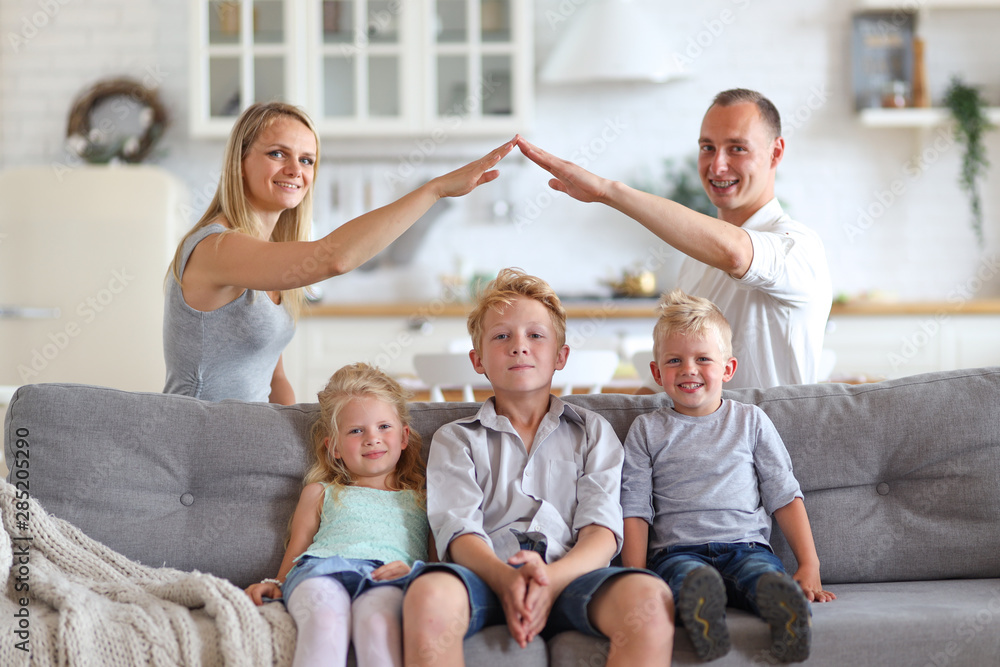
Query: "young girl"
246 363 430 667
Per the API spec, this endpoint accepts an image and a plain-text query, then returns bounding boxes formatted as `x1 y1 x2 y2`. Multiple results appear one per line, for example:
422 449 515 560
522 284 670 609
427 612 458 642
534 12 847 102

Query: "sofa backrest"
5 367 1000 588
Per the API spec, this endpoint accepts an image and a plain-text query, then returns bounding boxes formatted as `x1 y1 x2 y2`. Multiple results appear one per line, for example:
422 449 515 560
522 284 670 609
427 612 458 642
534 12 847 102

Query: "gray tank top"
163 223 295 402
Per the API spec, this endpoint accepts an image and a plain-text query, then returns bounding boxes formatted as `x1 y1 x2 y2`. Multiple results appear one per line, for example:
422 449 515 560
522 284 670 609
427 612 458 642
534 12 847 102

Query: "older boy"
621 289 834 663
404 268 674 667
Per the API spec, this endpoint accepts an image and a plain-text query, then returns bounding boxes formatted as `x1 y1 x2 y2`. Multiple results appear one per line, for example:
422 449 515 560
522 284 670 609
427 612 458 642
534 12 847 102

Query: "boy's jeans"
648 542 786 617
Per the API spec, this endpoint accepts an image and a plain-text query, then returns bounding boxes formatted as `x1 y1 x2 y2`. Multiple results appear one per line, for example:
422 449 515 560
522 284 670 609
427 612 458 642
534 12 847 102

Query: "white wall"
2 0 999 303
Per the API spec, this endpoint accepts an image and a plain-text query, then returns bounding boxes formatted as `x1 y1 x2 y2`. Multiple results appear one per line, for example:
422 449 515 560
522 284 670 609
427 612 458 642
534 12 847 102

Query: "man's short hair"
710 88 782 140
467 268 567 356
652 289 733 360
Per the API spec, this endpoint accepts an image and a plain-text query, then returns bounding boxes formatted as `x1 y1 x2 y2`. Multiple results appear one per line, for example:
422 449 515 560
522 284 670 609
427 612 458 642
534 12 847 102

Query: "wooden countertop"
306 299 1000 318
829 299 1000 315
305 299 661 319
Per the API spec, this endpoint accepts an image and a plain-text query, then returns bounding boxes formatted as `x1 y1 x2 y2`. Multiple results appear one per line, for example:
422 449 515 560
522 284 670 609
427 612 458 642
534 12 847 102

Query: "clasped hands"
497 550 557 649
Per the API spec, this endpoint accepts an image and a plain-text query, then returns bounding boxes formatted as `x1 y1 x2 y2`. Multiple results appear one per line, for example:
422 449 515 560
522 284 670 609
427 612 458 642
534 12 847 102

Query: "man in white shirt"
518 89 831 389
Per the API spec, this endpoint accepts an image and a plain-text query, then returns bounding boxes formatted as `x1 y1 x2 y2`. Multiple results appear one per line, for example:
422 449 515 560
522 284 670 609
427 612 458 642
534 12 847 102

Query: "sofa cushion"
547 579 1000 666
6 367 1000 591
722 368 1000 584
4 384 319 588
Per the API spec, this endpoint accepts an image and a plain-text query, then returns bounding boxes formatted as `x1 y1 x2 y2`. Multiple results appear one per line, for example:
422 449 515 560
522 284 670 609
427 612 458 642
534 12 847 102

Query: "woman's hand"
429 136 518 199
245 581 282 605
370 560 412 581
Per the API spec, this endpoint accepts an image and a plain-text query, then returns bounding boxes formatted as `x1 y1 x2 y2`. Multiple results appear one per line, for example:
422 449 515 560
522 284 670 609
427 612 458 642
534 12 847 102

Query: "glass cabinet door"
315 0 410 129
193 0 530 137
430 0 522 131
194 0 294 135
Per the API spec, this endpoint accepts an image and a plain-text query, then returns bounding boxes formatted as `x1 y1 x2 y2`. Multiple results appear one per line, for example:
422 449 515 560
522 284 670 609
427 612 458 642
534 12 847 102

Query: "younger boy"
621 289 835 663
404 268 674 667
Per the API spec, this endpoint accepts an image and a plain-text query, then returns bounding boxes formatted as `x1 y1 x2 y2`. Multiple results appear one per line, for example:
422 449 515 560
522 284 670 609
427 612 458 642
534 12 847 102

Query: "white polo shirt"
677 198 831 390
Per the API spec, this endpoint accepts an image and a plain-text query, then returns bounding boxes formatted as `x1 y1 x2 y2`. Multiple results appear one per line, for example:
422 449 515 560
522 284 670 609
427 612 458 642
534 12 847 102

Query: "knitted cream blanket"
0 481 296 666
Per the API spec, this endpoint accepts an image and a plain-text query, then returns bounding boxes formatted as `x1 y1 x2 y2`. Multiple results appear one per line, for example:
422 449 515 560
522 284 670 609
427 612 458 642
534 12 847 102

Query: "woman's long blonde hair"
306 363 426 501
167 102 320 319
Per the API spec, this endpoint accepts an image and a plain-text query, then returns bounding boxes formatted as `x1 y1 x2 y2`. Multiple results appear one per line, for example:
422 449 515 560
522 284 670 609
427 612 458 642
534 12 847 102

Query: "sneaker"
756 572 812 663
677 566 730 661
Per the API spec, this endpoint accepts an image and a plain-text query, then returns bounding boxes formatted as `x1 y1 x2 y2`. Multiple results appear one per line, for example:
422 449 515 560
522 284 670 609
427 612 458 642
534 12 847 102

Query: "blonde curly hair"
305 363 425 502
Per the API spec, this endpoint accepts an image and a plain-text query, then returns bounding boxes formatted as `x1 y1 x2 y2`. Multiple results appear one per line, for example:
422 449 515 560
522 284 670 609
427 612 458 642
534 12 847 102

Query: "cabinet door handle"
406 316 433 335
0 306 61 320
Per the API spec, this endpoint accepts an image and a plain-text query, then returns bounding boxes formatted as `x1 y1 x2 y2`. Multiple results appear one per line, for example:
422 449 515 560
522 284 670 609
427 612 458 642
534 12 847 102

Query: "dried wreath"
65 77 168 164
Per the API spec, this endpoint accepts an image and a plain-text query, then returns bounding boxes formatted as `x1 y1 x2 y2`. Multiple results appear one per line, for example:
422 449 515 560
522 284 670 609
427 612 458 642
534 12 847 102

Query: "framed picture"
851 11 916 110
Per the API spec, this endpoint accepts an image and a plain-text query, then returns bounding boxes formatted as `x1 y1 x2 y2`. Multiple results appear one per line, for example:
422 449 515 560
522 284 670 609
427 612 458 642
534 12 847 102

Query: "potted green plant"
943 77 993 247
633 155 716 216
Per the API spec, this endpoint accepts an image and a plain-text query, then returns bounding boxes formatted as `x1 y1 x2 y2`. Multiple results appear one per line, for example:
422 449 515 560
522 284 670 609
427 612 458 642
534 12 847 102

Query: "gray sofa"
5 366 1000 665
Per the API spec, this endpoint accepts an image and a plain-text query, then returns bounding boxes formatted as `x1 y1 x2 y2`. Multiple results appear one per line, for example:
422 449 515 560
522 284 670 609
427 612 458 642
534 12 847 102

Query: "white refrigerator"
0 165 188 393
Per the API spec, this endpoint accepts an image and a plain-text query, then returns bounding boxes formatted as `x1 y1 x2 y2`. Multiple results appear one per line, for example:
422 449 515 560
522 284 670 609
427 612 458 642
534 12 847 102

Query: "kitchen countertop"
828 299 1000 315
305 299 1000 318
305 298 661 319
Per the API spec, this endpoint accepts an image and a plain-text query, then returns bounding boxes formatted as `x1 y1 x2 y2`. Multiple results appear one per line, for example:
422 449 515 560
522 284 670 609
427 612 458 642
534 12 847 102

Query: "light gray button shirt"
427 396 625 564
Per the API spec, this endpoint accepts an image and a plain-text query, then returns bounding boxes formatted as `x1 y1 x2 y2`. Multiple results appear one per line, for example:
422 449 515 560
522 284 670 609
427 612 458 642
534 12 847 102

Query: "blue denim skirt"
281 555 426 605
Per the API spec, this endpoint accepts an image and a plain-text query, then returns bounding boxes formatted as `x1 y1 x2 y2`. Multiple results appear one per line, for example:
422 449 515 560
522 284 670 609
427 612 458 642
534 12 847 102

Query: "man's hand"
517 137 611 204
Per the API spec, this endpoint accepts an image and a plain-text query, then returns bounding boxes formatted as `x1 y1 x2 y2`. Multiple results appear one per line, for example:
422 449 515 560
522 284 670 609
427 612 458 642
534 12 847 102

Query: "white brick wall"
1 0 998 302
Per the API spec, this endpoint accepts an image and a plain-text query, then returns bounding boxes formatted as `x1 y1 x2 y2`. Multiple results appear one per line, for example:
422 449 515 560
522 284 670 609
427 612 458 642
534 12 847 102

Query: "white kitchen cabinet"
190 0 532 138
190 0 305 137
825 313 1000 380
282 310 657 400
283 315 472 399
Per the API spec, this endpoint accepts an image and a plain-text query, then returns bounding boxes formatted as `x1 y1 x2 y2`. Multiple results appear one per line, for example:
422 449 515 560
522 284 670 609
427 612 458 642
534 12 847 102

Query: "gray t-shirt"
621 399 802 551
162 223 294 402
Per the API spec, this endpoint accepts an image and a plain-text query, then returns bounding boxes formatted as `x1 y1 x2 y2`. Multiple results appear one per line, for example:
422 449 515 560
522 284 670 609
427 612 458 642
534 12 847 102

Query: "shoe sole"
677 567 730 661
756 572 812 663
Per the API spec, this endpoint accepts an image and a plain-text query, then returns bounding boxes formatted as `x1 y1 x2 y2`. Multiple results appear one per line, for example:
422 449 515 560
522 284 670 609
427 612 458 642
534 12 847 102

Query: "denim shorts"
281 555 426 605
648 542 786 616
413 562 654 640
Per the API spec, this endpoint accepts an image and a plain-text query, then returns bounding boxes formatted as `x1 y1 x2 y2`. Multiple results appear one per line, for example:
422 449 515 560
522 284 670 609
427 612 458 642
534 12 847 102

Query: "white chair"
631 350 661 393
554 349 620 395
412 353 486 402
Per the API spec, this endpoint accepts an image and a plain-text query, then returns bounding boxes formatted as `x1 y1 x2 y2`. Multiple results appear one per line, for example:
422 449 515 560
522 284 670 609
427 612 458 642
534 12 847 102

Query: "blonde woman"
165 102 515 403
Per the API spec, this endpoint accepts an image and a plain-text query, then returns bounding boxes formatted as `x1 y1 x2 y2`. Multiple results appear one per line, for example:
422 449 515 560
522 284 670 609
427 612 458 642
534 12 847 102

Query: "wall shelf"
859 107 1000 127
857 0 1000 9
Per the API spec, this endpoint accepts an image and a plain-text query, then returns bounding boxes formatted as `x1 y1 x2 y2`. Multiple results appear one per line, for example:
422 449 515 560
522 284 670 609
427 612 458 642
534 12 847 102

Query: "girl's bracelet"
260 578 282 588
